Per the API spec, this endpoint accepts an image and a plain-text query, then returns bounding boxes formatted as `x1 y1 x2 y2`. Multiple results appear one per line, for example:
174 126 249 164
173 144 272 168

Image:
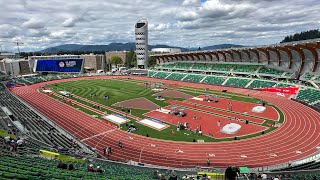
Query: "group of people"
87 164 103 173
176 122 190 131
102 140 124 158
4 136 24 153
57 161 75 171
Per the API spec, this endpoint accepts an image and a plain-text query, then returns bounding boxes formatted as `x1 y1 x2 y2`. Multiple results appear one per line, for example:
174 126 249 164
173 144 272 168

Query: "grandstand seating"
147 71 157 77
0 142 187 180
315 76 320 81
0 88 73 149
155 62 293 79
202 76 227 85
166 72 187 81
16 78 32 85
258 67 285 76
160 63 176 69
210 64 233 72
0 153 152 179
296 89 320 106
175 62 191 70
0 111 11 130
41 75 61 81
183 74 205 83
224 78 251 88
304 73 315 80
248 80 276 89
153 71 170 79
314 102 320 109
191 63 212 71
59 74 75 79
274 161 320 172
275 83 294 88
26 77 45 84
232 64 260 73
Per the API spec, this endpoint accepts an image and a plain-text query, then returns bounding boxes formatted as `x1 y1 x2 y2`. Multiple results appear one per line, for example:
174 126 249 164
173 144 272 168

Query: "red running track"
11 76 320 168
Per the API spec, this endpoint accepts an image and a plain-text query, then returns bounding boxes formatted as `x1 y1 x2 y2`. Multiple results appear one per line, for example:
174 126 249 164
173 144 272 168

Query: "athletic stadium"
1 2 320 180
0 37 319 179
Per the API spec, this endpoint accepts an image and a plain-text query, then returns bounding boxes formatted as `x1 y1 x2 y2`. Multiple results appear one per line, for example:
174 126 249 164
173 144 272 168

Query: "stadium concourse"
11 76 320 168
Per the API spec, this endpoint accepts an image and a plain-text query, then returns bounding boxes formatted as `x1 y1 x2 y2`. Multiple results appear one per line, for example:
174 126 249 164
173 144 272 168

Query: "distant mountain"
39 43 243 53
200 44 244 50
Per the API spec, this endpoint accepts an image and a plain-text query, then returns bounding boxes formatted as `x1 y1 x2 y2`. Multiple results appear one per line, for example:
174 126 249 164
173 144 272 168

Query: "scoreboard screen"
35 59 83 73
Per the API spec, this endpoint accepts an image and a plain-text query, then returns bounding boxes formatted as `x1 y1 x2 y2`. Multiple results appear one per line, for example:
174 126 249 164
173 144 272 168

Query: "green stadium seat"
152 71 171 79
224 78 251 88
160 63 176 69
191 63 212 70
183 74 205 83
248 80 276 89
232 64 260 73
166 72 187 81
210 64 233 71
304 73 314 80
296 89 320 107
275 83 294 88
147 70 157 77
175 62 191 70
258 66 285 76
202 76 227 85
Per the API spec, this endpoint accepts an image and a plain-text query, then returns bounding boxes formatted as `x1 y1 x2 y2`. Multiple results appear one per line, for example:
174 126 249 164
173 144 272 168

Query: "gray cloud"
22 18 46 29
0 0 319 52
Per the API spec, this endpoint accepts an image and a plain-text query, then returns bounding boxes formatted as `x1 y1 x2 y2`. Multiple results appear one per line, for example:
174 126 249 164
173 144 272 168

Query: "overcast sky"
0 0 319 52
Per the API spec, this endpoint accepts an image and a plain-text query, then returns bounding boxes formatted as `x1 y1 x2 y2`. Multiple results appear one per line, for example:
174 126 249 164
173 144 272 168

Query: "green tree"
110 56 123 65
148 56 156 67
130 54 137 68
280 29 320 43
126 48 135 68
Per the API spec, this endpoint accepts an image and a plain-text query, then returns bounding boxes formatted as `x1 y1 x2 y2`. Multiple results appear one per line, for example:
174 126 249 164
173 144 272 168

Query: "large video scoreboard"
34 58 84 73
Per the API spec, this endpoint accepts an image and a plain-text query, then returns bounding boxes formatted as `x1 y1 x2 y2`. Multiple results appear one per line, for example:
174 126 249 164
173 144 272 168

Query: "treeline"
281 29 320 43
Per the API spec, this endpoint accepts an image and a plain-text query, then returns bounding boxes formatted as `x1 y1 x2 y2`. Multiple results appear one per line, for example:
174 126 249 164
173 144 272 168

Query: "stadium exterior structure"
135 18 148 69
151 48 182 54
151 39 320 78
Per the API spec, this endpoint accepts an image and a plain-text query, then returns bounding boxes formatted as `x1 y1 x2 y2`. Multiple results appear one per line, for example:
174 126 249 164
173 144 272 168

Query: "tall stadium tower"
135 18 148 69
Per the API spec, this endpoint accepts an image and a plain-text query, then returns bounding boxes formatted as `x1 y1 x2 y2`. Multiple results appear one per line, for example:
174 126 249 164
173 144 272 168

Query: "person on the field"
193 114 197 120
217 120 221 127
118 140 123 148
108 146 112 155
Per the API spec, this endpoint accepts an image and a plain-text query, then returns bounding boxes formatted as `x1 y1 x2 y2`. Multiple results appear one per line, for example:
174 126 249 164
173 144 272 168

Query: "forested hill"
281 29 320 43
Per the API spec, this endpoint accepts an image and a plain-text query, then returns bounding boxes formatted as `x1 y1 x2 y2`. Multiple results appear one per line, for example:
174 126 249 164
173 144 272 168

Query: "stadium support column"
135 18 148 69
